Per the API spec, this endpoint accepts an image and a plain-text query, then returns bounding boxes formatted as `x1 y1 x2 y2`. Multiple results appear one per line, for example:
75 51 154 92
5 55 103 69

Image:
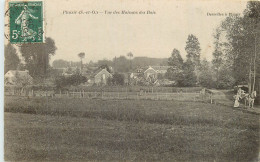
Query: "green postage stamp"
9 1 44 43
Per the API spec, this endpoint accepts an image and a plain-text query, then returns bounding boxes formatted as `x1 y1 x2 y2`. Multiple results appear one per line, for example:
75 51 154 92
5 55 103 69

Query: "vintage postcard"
3 0 260 161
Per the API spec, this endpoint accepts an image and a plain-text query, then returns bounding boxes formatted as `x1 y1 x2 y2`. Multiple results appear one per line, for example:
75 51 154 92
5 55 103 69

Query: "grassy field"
4 96 260 161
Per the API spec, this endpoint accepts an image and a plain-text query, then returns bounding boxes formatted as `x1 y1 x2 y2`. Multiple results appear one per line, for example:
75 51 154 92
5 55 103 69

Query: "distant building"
144 66 157 79
143 66 173 79
151 66 173 74
94 68 112 85
4 70 33 86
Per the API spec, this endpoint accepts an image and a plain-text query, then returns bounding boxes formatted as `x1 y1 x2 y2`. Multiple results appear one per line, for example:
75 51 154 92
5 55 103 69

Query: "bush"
55 74 87 89
108 73 125 86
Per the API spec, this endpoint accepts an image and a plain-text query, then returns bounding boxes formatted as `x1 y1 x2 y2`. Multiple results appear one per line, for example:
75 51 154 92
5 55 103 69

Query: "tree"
185 34 201 67
168 49 184 69
52 59 70 68
109 73 125 85
185 34 201 84
78 52 85 71
218 1 260 91
198 59 214 88
182 59 197 86
165 67 184 86
212 27 224 88
127 52 134 70
55 74 87 90
166 49 184 86
99 64 111 73
4 43 20 74
244 1 260 92
113 56 131 72
20 37 57 77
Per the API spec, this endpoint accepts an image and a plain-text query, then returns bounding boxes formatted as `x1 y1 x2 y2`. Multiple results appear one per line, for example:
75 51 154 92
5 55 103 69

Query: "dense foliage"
55 74 87 89
4 43 20 73
20 37 57 77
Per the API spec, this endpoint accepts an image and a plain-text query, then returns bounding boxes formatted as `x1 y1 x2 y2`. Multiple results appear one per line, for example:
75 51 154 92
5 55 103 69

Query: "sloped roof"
144 66 157 73
94 68 112 78
151 66 174 71
5 70 33 85
136 66 175 73
5 70 32 78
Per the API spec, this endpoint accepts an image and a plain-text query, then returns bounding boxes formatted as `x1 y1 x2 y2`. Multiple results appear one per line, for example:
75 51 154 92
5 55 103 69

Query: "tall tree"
219 1 260 91
182 59 197 86
113 56 131 72
127 52 134 70
199 59 214 88
185 34 201 67
165 48 184 86
20 37 57 77
78 52 85 72
168 48 183 69
4 43 20 73
244 1 260 92
212 27 224 88
185 34 201 84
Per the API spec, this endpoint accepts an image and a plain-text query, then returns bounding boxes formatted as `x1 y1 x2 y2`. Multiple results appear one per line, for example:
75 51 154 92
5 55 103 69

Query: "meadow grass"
4 96 260 161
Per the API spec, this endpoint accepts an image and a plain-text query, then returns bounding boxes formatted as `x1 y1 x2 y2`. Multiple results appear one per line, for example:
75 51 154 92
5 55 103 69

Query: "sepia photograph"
3 0 260 161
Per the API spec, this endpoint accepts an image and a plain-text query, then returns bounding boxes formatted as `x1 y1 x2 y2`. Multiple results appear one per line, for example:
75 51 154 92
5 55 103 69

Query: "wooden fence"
4 88 219 103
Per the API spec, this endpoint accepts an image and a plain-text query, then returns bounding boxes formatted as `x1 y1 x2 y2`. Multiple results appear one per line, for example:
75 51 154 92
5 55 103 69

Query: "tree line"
4 1 259 91
166 1 259 91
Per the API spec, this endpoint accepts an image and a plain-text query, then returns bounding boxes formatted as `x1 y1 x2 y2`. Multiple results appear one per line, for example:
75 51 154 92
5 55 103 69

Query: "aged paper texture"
4 0 260 161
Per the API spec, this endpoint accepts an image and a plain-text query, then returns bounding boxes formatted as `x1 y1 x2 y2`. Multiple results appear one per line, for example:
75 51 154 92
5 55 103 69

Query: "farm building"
144 66 157 80
151 66 173 74
4 70 33 86
143 66 173 79
94 68 112 85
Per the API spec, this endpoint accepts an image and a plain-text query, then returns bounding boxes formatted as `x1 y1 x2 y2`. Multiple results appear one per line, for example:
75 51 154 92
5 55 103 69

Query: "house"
94 68 112 85
4 70 33 86
144 66 157 80
143 66 174 79
151 66 173 74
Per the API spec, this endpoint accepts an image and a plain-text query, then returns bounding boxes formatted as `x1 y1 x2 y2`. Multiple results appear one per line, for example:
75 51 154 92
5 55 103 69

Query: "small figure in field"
247 91 257 108
233 88 242 108
233 94 240 107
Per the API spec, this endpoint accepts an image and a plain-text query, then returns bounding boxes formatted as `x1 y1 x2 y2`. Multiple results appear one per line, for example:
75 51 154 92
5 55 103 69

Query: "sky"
43 0 248 64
